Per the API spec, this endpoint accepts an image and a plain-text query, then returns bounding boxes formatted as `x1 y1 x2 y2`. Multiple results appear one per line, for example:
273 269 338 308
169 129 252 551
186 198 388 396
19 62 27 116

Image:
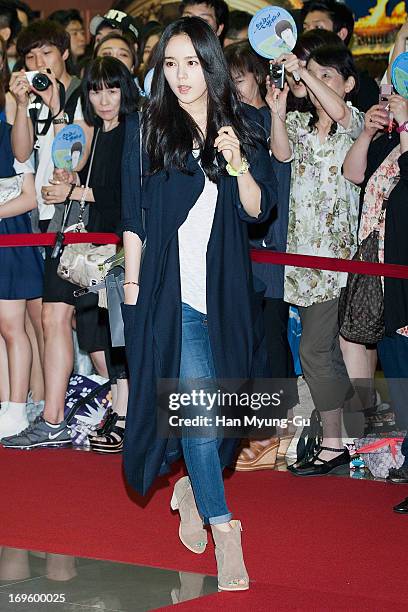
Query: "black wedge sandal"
88 415 126 454
95 408 115 436
288 446 350 476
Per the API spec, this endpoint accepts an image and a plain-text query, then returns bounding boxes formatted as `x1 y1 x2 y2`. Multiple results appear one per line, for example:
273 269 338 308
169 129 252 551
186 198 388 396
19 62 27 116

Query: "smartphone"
379 83 393 113
379 84 395 138
270 63 285 89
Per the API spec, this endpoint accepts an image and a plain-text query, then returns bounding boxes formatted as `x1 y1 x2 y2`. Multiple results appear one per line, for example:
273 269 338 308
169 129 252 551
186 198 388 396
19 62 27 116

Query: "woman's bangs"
87 65 122 91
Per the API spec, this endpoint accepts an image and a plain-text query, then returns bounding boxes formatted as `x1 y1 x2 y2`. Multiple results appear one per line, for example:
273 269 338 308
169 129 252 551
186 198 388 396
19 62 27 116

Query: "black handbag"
338 228 384 345
339 172 401 345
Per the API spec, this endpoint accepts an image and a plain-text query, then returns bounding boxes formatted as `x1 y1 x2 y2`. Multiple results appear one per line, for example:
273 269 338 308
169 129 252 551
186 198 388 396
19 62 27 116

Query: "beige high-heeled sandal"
234 438 280 471
170 476 208 554
211 520 249 592
276 434 295 465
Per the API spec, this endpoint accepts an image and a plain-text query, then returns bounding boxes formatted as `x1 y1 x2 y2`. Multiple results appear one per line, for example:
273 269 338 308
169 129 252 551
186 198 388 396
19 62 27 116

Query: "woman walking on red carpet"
121 17 276 592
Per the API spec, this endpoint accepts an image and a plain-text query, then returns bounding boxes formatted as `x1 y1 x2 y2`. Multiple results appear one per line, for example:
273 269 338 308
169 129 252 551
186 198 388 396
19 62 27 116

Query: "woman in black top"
122 18 277 592
36 57 139 451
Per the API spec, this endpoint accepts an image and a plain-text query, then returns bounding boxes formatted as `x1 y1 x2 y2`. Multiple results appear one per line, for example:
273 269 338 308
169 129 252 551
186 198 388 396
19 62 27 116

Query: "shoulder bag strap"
61 127 100 232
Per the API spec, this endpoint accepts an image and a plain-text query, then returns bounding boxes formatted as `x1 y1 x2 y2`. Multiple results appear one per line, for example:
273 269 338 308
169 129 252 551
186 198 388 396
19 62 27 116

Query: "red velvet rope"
250 249 408 280
0 234 407 280
0 233 121 247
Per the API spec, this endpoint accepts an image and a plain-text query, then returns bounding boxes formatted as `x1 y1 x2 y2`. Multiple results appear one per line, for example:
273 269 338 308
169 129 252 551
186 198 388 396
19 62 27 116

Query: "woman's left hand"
214 126 242 170
389 95 408 127
41 180 71 204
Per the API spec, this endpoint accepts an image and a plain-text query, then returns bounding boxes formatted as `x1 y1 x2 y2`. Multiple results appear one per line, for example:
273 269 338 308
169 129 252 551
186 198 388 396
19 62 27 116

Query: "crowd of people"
0 0 408 592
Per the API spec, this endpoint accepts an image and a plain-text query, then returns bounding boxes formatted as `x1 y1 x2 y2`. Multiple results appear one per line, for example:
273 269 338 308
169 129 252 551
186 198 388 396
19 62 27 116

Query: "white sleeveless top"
178 154 218 314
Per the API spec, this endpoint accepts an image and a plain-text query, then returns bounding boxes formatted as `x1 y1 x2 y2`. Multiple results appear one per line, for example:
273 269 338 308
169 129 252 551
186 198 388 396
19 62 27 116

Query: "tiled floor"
0 549 217 612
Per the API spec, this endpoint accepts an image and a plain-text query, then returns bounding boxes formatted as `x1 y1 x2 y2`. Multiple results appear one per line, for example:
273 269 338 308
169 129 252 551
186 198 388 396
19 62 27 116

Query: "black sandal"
95 408 116 436
288 446 350 476
89 416 126 454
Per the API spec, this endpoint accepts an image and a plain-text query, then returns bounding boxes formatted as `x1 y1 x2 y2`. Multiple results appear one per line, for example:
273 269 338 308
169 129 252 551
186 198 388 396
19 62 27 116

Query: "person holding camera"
2 56 140 451
9 20 91 232
224 42 299 470
4 21 109 450
270 45 364 476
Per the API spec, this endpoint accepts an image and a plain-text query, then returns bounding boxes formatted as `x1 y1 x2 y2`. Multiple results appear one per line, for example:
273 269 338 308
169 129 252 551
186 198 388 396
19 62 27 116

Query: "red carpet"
0 446 407 610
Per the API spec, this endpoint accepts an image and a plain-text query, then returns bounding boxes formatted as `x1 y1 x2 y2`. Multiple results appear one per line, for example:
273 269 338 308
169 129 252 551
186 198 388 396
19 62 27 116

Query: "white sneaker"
0 403 29 439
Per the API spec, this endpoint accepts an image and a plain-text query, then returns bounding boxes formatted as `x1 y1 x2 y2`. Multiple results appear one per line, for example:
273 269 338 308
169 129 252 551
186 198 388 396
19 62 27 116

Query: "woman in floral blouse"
343 96 408 498
270 44 364 476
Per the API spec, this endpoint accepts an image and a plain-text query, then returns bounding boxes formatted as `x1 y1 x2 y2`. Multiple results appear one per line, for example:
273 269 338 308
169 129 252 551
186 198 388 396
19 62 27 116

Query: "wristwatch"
52 112 69 125
396 120 408 134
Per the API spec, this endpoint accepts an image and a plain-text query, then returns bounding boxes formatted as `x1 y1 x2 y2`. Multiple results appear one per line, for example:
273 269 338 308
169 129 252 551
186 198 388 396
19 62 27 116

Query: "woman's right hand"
363 104 389 137
9 70 30 108
265 80 289 121
124 283 139 306
53 169 77 185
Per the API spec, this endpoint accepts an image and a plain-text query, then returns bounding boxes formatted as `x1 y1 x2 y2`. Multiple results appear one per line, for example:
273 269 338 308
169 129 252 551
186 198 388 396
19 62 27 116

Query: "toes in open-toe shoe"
211 520 249 592
88 416 126 454
234 438 280 471
170 476 208 554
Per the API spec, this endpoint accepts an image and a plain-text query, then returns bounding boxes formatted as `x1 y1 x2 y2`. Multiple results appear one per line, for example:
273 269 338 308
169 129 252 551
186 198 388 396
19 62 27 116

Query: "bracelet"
123 281 139 286
396 120 408 134
226 157 250 177
67 184 75 200
80 186 88 205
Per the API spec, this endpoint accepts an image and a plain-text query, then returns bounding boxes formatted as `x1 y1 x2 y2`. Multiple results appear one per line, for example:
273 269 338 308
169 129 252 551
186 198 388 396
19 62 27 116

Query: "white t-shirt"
14 158 34 175
27 97 83 220
178 158 218 315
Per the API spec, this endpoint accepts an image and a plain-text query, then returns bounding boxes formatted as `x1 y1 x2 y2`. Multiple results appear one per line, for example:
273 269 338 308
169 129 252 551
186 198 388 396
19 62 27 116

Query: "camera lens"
32 73 51 91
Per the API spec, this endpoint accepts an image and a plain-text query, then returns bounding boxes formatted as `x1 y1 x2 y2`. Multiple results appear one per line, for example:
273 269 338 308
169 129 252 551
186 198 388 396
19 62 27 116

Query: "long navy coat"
121 109 278 495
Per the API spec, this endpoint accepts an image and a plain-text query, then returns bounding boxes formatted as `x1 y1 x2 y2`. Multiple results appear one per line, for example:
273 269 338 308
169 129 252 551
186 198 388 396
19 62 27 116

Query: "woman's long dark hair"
143 17 260 181
306 44 359 136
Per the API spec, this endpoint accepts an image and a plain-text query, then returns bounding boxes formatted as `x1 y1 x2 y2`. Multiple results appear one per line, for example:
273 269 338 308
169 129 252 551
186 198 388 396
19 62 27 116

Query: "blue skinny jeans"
179 303 232 525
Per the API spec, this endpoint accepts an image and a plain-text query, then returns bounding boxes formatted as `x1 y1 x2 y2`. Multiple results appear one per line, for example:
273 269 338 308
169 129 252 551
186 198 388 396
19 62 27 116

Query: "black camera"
26 71 51 91
270 63 285 90
32 73 51 91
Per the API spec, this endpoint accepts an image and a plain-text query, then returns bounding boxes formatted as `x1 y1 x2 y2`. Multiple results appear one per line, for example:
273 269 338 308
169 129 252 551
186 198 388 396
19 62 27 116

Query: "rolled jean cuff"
208 512 232 525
